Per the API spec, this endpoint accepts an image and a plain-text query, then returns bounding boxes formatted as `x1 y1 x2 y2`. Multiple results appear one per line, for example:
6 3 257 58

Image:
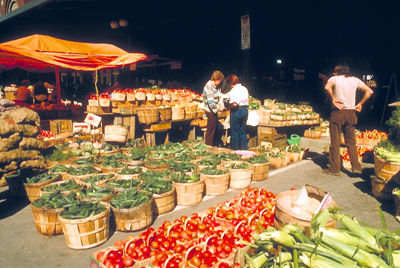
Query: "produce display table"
142 122 171 146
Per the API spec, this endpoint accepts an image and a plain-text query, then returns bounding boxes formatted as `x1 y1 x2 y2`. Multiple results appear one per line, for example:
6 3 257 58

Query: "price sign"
84 113 102 128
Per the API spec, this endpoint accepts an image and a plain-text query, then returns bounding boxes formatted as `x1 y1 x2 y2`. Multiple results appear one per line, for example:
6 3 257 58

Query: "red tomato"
174 244 185 253
142 246 151 256
96 252 105 261
197 223 207 231
219 262 231 268
103 259 113 268
189 256 201 267
150 241 159 249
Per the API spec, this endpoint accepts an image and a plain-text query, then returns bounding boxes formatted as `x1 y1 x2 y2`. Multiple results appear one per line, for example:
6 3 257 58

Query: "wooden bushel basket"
370 175 399 201
40 180 84 197
223 161 254 190
111 198 154 231
199 170 230 196
31 205 64 235
374 153 400 180
24 174 61 202
269 157 285 169
153 187 176 215
252 162 269 181
159 107 172 122
173 179 205 206
274 185 338 236
171 106 185 121
136 107 159 124
58 204 110 249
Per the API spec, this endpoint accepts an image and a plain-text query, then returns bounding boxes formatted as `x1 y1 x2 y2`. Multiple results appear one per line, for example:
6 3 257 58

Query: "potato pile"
0 107 46 176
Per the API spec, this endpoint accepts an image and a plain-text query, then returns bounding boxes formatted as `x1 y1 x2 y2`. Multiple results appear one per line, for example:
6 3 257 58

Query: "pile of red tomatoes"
95 188 276 268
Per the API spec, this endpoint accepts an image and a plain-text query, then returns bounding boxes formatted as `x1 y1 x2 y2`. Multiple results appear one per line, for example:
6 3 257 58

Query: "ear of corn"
259 231 296 248
299 253 345 268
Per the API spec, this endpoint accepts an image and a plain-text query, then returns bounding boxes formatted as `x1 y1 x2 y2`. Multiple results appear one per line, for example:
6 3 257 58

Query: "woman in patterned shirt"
203 70 224 146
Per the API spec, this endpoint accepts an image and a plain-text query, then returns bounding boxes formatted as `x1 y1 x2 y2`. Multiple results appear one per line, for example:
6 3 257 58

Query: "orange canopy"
0 34 148 71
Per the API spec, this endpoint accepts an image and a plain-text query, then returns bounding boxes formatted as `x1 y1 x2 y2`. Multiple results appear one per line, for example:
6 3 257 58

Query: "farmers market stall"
0 34 148 117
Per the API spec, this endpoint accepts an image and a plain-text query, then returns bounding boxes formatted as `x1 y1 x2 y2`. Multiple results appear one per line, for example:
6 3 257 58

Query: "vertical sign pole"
241 14 250 85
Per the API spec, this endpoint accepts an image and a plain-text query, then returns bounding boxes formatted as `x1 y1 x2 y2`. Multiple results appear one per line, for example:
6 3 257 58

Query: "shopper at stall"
323 63 373 176
225 74 249 150
202 70 225 146
13 80 32 107
33 81 49 104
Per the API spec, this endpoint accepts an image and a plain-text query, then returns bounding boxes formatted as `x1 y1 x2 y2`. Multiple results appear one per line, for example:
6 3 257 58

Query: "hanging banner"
241 14 250 50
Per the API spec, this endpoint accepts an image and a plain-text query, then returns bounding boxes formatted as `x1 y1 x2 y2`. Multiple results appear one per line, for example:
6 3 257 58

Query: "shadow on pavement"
0 188 29 220
307 151 328 169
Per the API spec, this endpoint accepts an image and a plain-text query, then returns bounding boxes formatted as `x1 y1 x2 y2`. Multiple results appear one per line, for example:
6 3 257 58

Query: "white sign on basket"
84 113 102 128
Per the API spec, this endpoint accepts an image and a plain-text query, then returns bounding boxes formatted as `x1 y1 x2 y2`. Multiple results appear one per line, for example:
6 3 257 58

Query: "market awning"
0 34 148 71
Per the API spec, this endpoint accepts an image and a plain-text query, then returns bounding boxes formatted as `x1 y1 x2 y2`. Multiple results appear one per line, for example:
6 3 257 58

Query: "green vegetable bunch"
26 172 60 184
139 177 172 194
76 183 114 199
200 167 228 175
83 174 114 185
172 172 200 183
245 154 269 164
32 191 75 209
67 166 98 176
226 162 251 169
169 161 196 173
118 167 143 175
42 179 81 192
110 190 152 209
216 152 241 161
106 178 141 190
45 147 74 162
60 200 106 219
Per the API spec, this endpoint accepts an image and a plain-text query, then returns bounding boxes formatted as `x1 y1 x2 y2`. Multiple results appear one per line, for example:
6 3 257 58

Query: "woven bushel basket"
252 162 269 181
199 170 230 196
58 203 110 249
137 107 159 124
223 161 254 190
173 179 204 206
31 205 64 235
153 187 176 215
159 107 172 122
111 198 154 231
24 174 62 203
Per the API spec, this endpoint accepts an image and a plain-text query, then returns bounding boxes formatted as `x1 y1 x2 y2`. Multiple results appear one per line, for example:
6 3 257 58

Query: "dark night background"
0 0 399 128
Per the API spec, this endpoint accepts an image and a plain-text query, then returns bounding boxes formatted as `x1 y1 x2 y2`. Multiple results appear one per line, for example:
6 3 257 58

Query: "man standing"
323 63 373 176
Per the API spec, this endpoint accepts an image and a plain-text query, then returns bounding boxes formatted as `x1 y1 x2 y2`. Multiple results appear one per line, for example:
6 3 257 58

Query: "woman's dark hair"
334 63 350 77
226 74 240 87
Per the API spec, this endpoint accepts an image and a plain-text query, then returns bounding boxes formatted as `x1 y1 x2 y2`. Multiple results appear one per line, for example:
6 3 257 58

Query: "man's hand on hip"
332 99 343 110
355 103 362 112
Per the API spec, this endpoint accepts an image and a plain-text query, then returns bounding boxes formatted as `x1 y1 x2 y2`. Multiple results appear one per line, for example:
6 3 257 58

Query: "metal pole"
55 66 61 104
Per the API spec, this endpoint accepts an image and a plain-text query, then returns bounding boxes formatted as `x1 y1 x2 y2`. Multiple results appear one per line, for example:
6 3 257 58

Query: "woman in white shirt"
226 74 249 150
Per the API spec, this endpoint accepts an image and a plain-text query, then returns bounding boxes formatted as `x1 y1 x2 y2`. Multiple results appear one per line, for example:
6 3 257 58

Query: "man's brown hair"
210 70 224 81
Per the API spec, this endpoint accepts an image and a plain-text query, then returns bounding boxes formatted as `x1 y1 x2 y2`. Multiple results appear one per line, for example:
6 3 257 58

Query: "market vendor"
225 74 249 150
13 80 33 107
33 81 49 104
202 70 225 146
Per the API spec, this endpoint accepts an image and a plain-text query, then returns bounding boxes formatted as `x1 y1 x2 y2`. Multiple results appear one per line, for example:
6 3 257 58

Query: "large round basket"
171 106 185 121
95 164 125 174
207 147 233 154
122 159 145 166
370 175 399 201
40 180 84 197
78 191 115 203
269 157 285 169
274 187 338 236
111 198 154 231
58 204 110 249
99 148 122 156
374 153 400 180
252 162 269 181
199 170 230 196
222 161 254 190
117 173 141 180
31 205 64 235
24 174 62 203
137 107 159 124
64 167 101 181
153 187 176 215
173 179 204 206
144 162 170 172
45 158 77 168
80 174 115 188
159 107 172 122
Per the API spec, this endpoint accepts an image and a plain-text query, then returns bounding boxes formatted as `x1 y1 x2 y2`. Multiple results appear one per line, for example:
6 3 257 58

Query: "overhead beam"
0 0 53 23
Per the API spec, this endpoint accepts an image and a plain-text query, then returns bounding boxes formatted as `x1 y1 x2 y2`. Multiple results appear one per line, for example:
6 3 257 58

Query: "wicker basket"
24 174 62 203
173 179 204 206
159 107 172 122
58 204 110 249
144 162 170 172
99 149 122 156
371 175 399 200
31 205 64 235
111 198 154 231
153 187 176 215
199 169 230 196
223 161 254 190
171 106 185 121
78 191 115 203
64 167 101 181
252 162 269 181
40 180 84 196
137 107 159 124
269 157 285 169
80 174 115 188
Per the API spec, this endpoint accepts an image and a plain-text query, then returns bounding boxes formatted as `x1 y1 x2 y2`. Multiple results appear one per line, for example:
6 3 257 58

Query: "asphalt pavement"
0 137 399 268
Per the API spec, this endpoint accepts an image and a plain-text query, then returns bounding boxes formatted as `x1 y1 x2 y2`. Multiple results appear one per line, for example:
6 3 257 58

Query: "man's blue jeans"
230 107 248 150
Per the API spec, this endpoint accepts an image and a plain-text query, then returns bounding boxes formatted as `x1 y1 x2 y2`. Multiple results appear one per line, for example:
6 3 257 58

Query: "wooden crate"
257 125 287 148
50 120 73 135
